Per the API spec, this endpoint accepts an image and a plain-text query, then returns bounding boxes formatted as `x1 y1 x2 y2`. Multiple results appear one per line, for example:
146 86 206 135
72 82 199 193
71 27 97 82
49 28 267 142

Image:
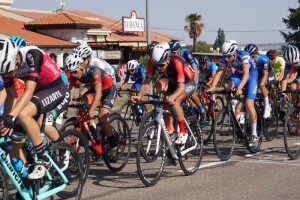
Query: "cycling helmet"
73 45 93 58
244 44 258 55
146 41 159 55
9 36 27 48
266 49 277 60
283 45 299 65
151 42 171 65
168 39 181 53
64 53 83 72
199 55 210 63
221 40 238 55
0 38 19 75
127 60 139 70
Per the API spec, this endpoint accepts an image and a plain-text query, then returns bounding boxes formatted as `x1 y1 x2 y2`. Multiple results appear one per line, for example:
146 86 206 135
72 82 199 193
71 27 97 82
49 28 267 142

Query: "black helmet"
244 44 258 55
199 55 210 63
146 41 159 55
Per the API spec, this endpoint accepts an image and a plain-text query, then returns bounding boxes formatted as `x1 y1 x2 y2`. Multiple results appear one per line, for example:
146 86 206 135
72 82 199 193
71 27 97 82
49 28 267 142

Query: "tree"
280 4 300 49
213 28 225 50
186 41 212 53
184 13 205 52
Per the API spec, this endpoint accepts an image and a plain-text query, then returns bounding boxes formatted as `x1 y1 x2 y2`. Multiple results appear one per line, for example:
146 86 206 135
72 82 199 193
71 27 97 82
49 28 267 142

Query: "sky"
12 0 300 45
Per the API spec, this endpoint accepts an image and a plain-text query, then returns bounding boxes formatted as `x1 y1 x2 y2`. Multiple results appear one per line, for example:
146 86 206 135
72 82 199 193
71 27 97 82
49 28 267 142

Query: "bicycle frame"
0 136 68 200
148 106 198 160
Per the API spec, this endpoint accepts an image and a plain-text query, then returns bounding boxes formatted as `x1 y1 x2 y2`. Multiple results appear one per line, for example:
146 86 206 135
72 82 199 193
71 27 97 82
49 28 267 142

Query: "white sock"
264 97 269 108
231 99 238 112
251 123 257 136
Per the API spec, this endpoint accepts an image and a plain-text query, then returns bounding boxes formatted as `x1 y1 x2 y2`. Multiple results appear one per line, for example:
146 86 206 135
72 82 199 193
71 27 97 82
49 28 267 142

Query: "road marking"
244 149 273 157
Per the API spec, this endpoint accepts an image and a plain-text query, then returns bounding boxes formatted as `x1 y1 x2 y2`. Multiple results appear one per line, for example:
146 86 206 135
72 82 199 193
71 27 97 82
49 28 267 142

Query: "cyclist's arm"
69 84 75 105
0 88 6 106
192 64 198 84
276 68 284 81
209 70 223 90
137 77 151 99
3 85 18 116
259 70 268 86
8 80 36 118
237 64 250 90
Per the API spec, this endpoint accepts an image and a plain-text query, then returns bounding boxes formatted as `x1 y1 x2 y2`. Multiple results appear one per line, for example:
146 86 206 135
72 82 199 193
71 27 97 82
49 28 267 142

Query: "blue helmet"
168 39 181 53
9 36 27 48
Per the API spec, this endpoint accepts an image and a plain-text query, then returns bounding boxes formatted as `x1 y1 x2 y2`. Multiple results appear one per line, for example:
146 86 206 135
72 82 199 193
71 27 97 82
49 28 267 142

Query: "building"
0 0 184 67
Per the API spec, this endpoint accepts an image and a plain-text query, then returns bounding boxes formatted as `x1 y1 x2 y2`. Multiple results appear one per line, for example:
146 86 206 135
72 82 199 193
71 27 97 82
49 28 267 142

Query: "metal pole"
146 0 151 45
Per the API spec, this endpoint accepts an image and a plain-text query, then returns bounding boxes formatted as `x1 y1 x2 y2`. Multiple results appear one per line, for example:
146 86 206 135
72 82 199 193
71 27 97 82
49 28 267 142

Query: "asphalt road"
74 120 300 200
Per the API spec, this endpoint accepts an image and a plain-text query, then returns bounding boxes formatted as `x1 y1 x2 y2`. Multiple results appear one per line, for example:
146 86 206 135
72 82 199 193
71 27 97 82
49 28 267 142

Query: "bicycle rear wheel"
178 116 203 175
0 166 8 200
60 129 90 184
283 105 300 160
50 142 84 199
263 99 279 141
136 122 166 187
213 109 236 161
118 102 135 132
103 114 131 172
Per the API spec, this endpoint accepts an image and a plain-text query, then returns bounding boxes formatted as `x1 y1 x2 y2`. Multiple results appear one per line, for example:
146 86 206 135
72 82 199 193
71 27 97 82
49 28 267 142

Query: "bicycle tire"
103 114 131 172
118 102 135 132
58 118 78 133
139 111 155 134
246 104 263 153
49 142 84 199
283 105 300 160
60 129 90 184
0 166 8 200
213 109 236 161
136 121 166 187
178 116 203 175
263 99 279 141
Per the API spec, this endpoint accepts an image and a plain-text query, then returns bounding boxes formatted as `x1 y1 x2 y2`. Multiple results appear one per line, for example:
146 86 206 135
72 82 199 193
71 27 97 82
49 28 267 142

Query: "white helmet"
284 45 299 65
73 45 93 59
221 40 238 55
127 60 139 70
0 38 18 75
151 42 171 64
64 53 83 72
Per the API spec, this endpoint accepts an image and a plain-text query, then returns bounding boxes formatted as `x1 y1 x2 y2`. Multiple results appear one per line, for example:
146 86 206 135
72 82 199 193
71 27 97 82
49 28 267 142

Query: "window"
49 53 57 63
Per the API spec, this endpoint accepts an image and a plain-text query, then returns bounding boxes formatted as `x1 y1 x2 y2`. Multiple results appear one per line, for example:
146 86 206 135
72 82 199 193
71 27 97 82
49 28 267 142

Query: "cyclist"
208 40 259 147
131 42 195 145
281 45 300 101
244 44 276 118
169 39 205 122
0 38 68 179
266 49 285 84
65 53 119 150
198 55 218 87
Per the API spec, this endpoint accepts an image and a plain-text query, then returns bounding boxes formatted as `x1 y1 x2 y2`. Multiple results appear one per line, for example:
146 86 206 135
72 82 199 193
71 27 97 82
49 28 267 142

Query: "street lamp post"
146 0 151 46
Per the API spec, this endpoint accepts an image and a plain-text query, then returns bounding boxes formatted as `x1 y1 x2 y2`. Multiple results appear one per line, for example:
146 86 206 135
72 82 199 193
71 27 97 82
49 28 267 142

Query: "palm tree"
184 13 205 52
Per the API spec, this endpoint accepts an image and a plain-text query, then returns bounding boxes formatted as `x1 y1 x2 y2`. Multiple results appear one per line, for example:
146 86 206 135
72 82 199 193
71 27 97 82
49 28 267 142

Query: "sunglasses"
129 69 135 72
156 64 165 68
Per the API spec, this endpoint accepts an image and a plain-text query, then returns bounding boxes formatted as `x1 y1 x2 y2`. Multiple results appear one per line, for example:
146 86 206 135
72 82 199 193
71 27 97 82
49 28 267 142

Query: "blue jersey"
124 66 145 84
256 55 271 73
219 50 257 74
0 76 3 91
199 61 218 78
180 49 199 70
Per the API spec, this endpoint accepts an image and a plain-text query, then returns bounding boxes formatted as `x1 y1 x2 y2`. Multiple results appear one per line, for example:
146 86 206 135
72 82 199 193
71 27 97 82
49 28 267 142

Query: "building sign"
122 10 145 32
99 50 122 59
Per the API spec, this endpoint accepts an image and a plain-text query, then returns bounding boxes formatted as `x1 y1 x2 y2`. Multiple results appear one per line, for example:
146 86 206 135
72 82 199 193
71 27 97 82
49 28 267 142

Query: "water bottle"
239 111 245 124
137 105 143 114
11 157 28 180
87 119 97 139
95 124 102 142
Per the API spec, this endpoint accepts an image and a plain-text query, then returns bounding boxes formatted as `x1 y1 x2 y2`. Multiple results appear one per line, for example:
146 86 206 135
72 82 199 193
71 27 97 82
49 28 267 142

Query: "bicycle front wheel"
213 109 236 161
263 99 279 141
284 105 300 160
103 114 131 172
60 129 90 184
136 122 166 187
178 116 203 175
50 142 84 199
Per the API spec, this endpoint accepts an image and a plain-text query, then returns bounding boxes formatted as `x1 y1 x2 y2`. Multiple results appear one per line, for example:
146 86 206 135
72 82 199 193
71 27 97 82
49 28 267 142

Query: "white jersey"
90 57 115 76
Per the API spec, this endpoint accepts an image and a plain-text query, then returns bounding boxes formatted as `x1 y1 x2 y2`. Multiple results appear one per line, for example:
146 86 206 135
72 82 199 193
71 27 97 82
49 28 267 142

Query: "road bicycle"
282 89 300 160
0 114 84 199
212 89 263 161
135 96 203 187
59 103 131 173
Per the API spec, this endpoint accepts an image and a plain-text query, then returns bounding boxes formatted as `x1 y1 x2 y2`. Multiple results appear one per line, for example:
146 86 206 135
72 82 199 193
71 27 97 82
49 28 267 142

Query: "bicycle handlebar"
281 90 300 94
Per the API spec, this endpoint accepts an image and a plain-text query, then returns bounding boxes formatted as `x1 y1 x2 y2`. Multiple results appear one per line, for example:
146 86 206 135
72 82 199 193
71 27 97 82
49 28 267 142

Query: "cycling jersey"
124 65 145 90
0 76 3 91
256 55 275 82
271 56 285 77
3 46 61 89
90 57 116 85
219 50 258 100
0 76 3 116
180 49 199 70
199 61 218 80
70 65 114 90
147 54 194 85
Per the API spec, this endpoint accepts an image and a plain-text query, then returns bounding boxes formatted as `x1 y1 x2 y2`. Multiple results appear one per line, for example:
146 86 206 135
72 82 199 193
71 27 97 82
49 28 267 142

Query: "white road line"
244 149 273 157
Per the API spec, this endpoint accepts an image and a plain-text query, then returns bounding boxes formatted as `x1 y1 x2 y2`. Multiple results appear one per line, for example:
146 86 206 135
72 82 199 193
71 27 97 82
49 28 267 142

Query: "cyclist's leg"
225 73 240 112
153 77 168 95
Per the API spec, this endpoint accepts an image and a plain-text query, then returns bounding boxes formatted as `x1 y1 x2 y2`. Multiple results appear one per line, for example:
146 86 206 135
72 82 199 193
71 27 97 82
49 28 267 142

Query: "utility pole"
146 0 151 46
